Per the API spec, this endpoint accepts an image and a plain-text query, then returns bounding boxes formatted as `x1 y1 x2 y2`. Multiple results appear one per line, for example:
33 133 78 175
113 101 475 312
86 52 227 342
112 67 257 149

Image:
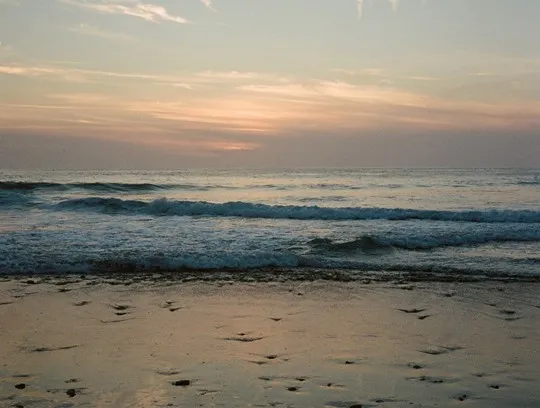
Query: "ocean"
0 168 539 280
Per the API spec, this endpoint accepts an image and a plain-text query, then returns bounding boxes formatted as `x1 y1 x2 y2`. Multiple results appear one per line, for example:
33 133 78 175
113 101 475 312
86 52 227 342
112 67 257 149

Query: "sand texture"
0 278 539 407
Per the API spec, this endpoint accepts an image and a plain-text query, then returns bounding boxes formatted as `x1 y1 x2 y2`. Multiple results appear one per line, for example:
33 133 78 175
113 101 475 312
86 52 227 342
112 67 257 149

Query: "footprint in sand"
109 304 132 311
325 401 374 408
156 369 181 376
397 308 427 314
172 380 191 387
419 345 463 355
160 300 176 308
248 360 268 365
248 354 277 364
100 317 135 324
223 333 264 342
456 393 470 402
29 345 80 353
503 316 522 322
370 398 402 404
406 375 451 384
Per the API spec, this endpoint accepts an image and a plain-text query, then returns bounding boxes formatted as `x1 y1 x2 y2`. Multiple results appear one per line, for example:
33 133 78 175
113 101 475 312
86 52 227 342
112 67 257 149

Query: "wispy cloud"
0 41 14 55
70 23 134 41
331 68 386 77
0 0 20 6
173 83 193 89
406 76 439 81
0 65 64 76
356 0 411 19
239 81 427 107
356 0 363 19
3 62 539 139
196 70 263 80
236 79 540 131
200 0 216 12
0 63 282 88
59 0 189 24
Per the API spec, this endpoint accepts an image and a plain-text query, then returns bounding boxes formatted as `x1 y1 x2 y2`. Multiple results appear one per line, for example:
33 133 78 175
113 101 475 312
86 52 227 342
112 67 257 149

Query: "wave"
1 252 537 279
0 191 33 206
309 236 393 252
308 231 540 252
0 252 301 274
53 197 540 223
516 179 540 186
0 181 211 193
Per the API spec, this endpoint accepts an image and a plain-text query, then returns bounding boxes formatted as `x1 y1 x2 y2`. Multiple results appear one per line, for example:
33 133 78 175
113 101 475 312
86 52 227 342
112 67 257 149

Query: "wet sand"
0 277 539 407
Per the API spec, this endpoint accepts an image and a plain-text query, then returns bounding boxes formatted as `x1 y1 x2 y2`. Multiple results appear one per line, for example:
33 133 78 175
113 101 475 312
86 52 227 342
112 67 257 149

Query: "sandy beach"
0 276 539 408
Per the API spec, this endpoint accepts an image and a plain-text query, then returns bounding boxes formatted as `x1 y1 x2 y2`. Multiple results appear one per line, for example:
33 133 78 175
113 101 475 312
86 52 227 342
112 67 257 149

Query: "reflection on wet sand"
0 279 539 407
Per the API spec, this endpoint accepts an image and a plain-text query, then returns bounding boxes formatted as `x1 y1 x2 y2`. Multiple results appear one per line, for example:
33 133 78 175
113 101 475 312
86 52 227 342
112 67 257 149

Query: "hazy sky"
1 0 539 169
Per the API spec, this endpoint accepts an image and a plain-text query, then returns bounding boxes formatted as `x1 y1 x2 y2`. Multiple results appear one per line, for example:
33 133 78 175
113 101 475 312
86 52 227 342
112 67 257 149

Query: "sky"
0 0 539 169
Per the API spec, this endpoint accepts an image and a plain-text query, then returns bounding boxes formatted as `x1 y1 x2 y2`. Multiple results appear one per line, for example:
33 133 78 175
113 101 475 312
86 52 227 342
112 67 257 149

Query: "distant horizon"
1 1 539 168
2 166 539 172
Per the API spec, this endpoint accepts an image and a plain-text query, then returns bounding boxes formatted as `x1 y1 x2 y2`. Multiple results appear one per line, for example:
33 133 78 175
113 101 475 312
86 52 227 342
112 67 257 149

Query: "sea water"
0 168 538 279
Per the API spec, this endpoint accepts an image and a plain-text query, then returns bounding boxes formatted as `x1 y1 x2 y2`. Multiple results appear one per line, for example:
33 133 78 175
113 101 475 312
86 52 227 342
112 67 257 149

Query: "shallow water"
0 168 539 278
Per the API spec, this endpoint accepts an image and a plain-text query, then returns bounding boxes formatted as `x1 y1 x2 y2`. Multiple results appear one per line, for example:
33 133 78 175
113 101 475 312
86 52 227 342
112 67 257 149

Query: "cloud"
356 0 363 19
70 23 134 41
239 80 428 108
196 70 263 80
331 68 386 77
236 79 540 131
59 0 189 24
200 0 216 12
406 76 439 81
173 83 193 89
0 63 283 88
3 62 539 140
0 65 64 76
0 41 14 54
356 0 417 19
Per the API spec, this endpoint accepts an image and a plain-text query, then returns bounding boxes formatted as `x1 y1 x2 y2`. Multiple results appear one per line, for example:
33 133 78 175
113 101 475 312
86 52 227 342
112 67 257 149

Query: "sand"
0 277 539 408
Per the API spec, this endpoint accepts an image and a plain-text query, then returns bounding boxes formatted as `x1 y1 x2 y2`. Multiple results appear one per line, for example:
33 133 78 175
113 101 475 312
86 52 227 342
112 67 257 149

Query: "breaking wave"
308 231 540 252
53 197 540 223
1 251 537 278
0 181 210 192
0 191 33 206
516 179 540 186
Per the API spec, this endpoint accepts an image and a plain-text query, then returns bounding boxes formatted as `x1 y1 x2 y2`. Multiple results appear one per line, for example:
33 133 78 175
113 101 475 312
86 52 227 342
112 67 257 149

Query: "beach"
1 276 539 408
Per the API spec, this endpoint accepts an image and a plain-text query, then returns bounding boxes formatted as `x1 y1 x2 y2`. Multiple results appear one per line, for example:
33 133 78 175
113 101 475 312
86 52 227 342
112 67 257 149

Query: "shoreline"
1 266 540 285
1 279 539 407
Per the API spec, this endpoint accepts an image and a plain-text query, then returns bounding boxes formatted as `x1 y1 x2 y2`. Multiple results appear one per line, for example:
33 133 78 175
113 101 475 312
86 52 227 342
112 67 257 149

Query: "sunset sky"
1 0 539 168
